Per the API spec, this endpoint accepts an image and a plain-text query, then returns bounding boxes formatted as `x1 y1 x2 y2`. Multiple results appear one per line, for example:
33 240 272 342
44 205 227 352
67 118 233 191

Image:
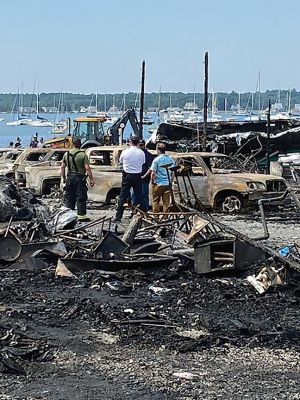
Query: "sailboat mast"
288 85 291 112
258 70 261 112
36 92 39 116
53 94 56 127
10 90 18 116
158 86 161 112
20 83 23 114
17 86 20 117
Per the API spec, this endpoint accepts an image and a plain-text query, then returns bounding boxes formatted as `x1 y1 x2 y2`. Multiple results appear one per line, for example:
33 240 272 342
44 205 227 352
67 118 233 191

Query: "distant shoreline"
0 89 299 112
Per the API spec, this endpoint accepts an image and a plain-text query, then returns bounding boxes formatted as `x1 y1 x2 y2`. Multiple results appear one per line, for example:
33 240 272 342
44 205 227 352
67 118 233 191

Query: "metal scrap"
247 265 285 294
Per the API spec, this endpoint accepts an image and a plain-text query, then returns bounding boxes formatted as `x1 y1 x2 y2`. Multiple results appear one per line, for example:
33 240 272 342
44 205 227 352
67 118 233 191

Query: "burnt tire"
216 193 243 213
106 189 120 205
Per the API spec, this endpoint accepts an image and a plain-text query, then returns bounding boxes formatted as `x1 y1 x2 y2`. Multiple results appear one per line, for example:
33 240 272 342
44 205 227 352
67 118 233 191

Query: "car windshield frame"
202 155 243 174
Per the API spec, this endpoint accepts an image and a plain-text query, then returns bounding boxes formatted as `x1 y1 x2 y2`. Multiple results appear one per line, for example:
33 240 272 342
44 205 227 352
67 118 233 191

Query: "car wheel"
220 194 242 213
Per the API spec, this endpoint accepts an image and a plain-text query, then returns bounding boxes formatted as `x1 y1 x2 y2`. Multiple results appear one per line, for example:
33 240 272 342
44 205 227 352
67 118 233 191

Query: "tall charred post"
266 98 271 174
139 60 145 140
203 52 208 151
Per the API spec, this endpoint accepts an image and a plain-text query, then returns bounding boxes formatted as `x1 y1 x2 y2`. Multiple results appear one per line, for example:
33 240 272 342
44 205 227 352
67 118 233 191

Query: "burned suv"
20 146 124 201
0 148 23 178
13 148 68 193
173 152 287 212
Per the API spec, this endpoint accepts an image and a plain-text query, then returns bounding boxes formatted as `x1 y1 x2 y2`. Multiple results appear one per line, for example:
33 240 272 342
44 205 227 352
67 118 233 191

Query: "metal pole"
266 99 271 174
139 60 145 139
203 52 208 151
68 117 71 135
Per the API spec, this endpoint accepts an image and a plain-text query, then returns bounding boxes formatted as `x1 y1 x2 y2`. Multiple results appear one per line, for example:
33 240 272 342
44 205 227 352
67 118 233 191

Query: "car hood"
218 173 285 183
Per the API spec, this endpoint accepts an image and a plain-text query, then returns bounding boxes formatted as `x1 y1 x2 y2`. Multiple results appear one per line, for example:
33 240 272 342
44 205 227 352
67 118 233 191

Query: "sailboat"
51 91 69 134
28 92 53 127
6 90 32 126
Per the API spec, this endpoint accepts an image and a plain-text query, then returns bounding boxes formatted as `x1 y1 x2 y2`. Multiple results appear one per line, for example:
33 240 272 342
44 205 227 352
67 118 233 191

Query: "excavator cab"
44 116 107 149
73 116 106 148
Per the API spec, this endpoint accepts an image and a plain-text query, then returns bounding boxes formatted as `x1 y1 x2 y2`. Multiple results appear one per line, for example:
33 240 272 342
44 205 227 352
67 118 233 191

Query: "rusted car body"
14 148 68 191
87 146 124 203
22 146 124 201
17 147 288 211
0 148 23 178
173 152 287 212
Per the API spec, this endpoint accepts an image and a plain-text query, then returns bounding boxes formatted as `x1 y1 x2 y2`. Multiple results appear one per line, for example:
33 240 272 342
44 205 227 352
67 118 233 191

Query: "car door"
88 149 122 202
174 156 210 207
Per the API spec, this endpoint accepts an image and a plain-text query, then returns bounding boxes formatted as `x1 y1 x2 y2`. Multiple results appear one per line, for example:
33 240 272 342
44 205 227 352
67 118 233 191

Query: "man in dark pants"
60 138 94 222
114 136 146 223
132 139 154 210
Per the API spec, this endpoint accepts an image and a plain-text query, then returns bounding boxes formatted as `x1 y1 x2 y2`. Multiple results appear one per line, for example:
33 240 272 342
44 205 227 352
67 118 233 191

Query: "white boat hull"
28 120 53 127
6 118 32 126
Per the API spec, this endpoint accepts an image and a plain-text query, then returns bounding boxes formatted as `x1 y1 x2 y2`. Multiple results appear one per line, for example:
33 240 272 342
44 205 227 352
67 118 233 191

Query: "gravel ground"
216 213 300 250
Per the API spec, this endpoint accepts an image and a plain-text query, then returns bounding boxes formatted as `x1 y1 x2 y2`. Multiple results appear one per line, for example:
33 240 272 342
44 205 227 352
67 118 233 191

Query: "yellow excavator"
44 116 107 149
44 108 141 149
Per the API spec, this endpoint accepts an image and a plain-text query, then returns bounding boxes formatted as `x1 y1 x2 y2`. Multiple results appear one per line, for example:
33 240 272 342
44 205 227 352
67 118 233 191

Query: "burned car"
14 148 68 191
18 146 288 212
23 146 123 201
87 146 123 203
173 152 287 212
0 148 23 178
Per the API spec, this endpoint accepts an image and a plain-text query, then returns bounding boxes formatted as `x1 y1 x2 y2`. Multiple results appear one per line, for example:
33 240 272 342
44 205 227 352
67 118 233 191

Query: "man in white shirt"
114 135 146 222
37 137 45 148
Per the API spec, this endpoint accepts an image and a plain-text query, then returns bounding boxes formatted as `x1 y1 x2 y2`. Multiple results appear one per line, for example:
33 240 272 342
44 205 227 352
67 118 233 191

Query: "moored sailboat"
28 93 53 127
6 90 32 126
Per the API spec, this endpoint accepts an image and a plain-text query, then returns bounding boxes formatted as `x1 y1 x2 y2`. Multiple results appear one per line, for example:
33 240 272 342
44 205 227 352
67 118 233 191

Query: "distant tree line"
0 89 299 113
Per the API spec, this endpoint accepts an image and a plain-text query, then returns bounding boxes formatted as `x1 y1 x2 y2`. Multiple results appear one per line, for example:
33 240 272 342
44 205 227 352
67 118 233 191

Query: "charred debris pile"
1 178 300 376
149 121 300 168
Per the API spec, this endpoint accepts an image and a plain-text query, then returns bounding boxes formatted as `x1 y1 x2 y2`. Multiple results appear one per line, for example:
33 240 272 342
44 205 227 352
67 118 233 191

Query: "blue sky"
1 0 299 93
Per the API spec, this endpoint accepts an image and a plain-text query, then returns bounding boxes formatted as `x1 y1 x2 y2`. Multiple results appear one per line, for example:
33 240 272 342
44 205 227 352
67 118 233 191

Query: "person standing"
37 137 45 148
149 143 175 214
114 135 146 222
60 138 94 222
14 137 22 148
132 139 155 211
30 135 38 148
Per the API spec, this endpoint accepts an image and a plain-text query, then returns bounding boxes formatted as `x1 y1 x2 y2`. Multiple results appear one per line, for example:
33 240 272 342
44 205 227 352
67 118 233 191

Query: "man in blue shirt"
149 143 175 213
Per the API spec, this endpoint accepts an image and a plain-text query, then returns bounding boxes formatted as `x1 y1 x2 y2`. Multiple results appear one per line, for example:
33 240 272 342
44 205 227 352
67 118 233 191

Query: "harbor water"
0 112 158 148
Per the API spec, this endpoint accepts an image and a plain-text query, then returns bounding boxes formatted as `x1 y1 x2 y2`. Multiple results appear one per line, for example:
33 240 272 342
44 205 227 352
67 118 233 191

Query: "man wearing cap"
60 138 94 222
114 135 146 222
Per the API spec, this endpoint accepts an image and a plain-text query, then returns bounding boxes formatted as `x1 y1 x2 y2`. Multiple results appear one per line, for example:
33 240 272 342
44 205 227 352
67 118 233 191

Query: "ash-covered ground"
1 208 300 399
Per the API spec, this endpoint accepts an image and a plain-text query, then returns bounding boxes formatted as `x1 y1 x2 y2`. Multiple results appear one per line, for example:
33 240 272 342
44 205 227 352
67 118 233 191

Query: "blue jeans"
132 180 150 211
116 172 146 220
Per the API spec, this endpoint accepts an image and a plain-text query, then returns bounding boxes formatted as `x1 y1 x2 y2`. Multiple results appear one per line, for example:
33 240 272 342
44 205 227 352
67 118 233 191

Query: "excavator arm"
107 107 141 144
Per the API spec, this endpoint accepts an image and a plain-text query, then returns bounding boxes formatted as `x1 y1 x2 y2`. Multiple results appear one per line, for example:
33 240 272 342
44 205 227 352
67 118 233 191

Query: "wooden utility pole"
139 60 145 139
203 52 208 151
266 99 271 174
